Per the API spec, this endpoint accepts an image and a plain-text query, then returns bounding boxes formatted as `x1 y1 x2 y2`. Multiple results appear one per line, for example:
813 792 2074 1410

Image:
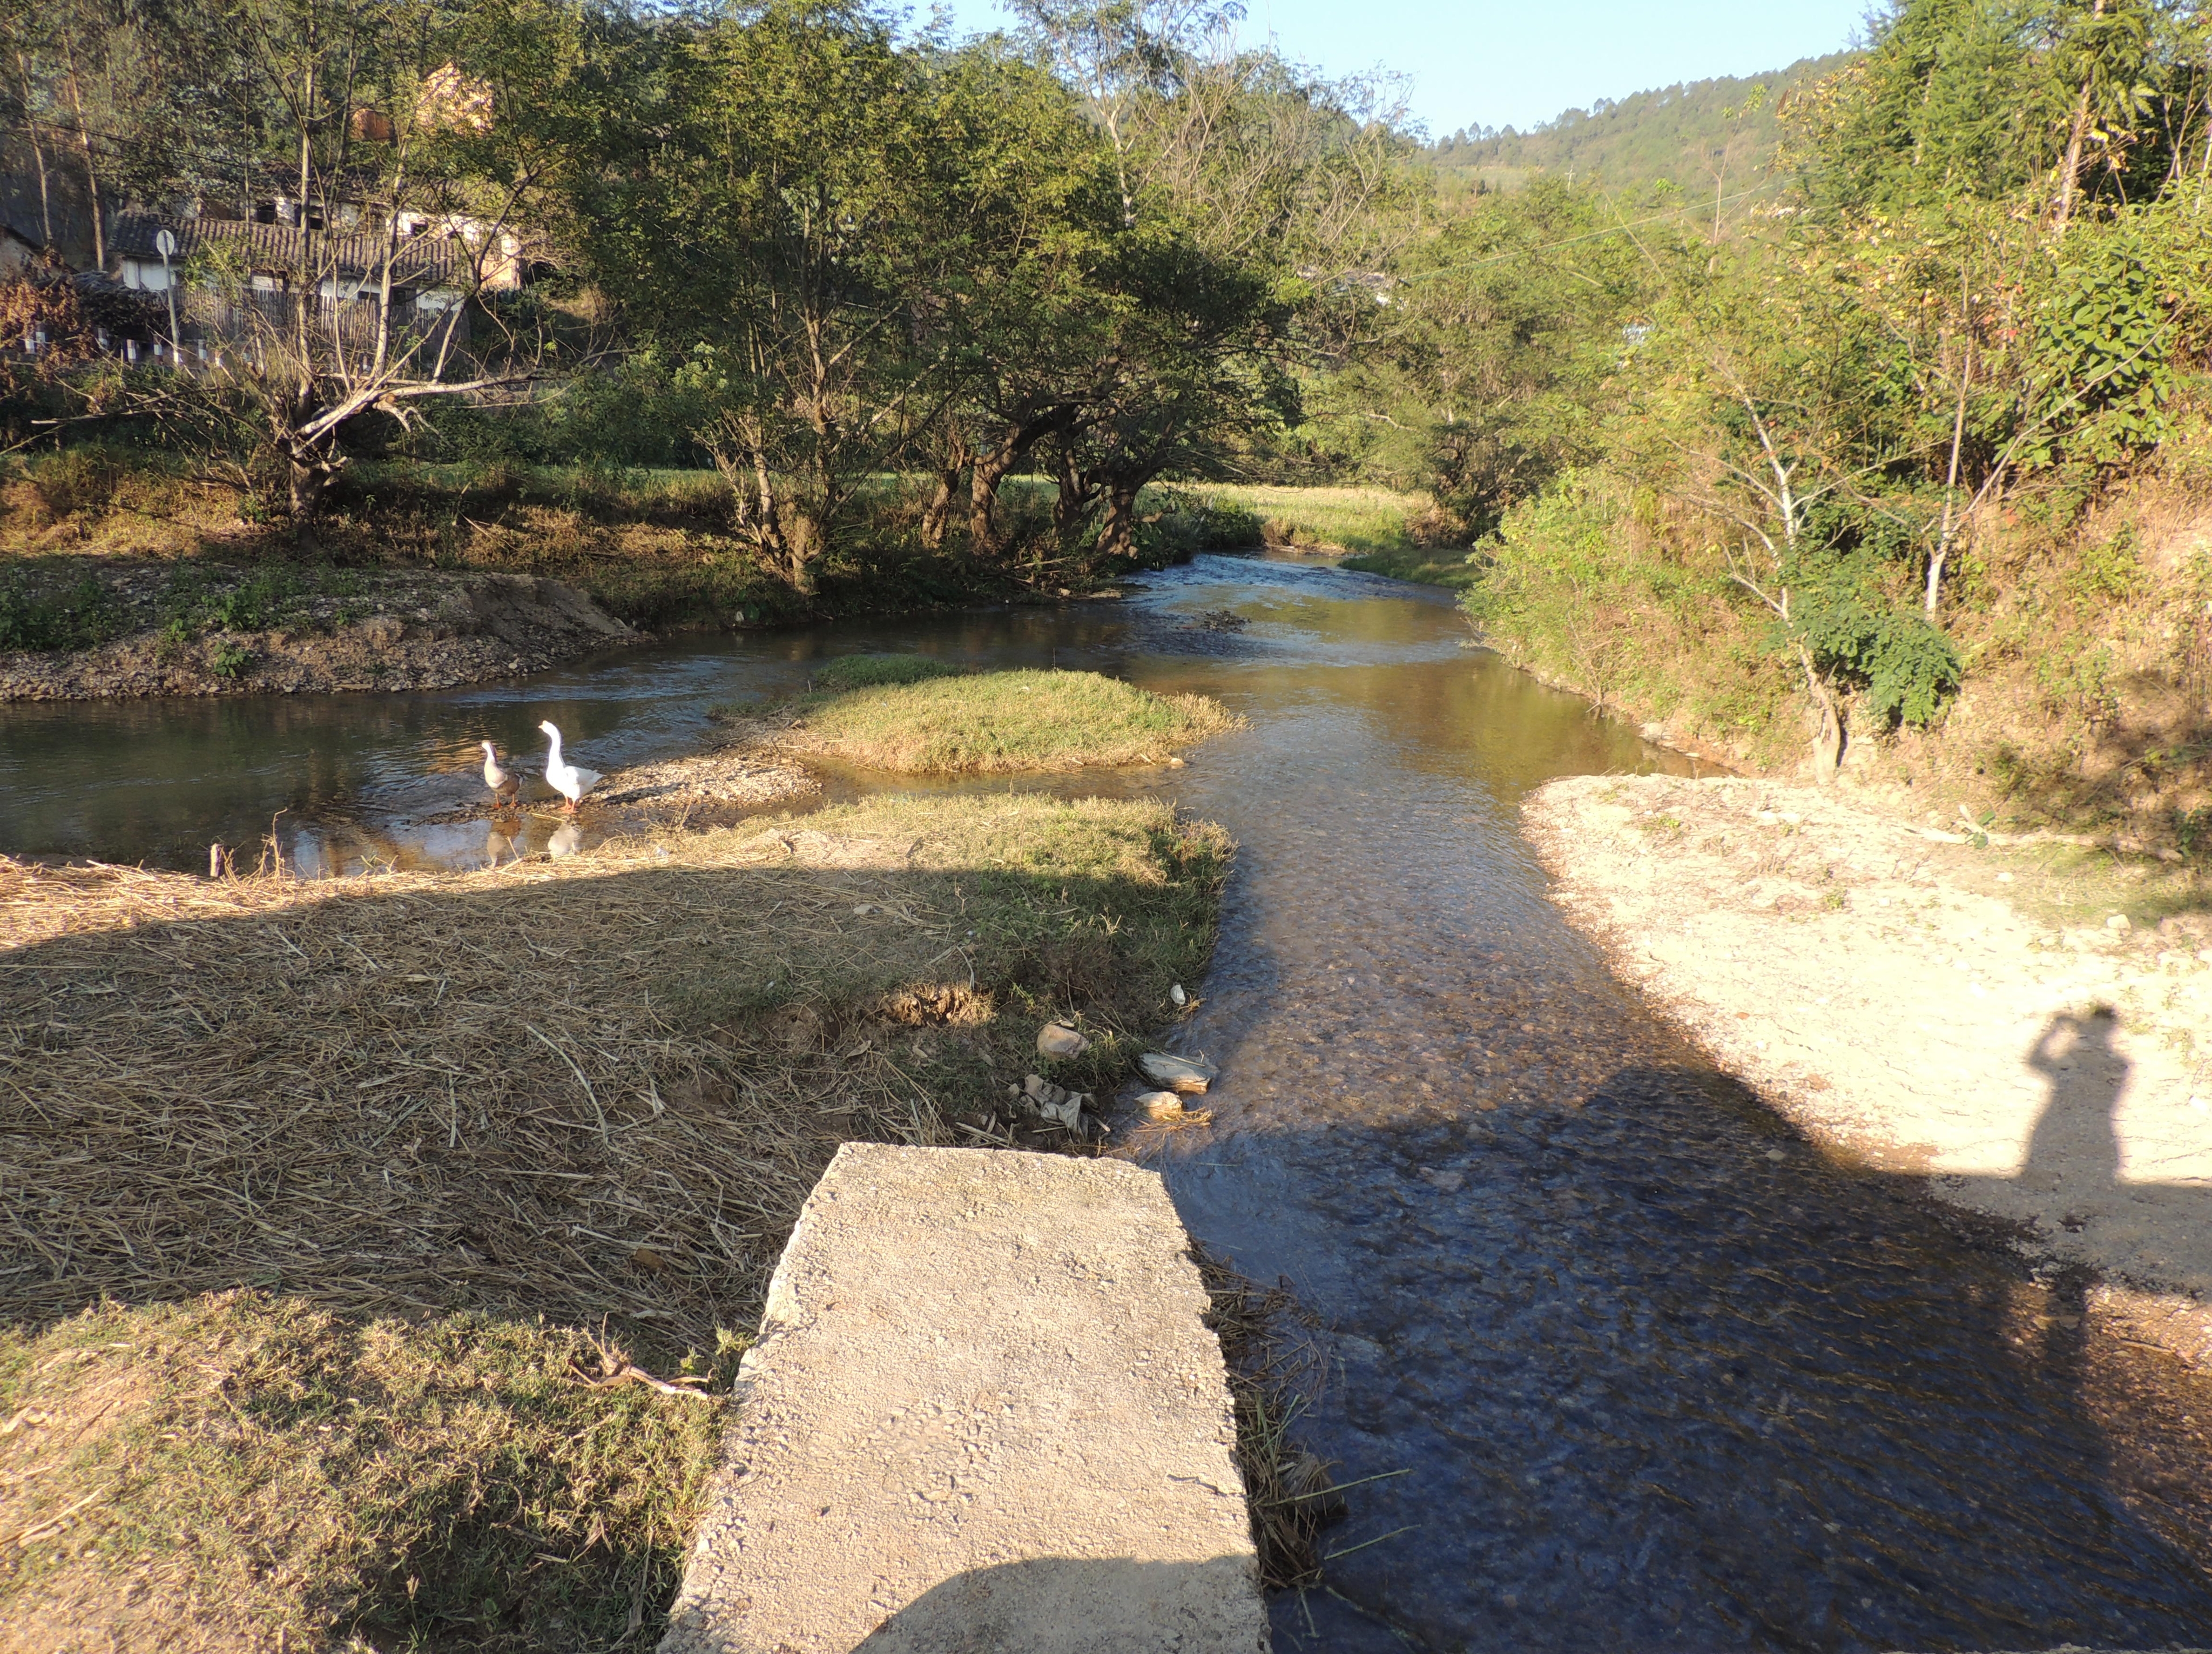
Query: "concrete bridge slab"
660 1142 1269 1654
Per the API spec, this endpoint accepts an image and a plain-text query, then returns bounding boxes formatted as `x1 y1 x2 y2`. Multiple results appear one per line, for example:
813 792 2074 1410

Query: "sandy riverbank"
1527 774 2212 1366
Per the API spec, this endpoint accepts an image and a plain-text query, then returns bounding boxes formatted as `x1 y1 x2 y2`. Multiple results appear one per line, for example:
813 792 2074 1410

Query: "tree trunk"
784 510 819 596
2053 0 2107 233
14 53 53 248
288 455 327 520
59 30 104 268
968 407 1077 560
1094 476 1144 560
1797 642 1845 783
1051 443 1098 540
920 433 970 552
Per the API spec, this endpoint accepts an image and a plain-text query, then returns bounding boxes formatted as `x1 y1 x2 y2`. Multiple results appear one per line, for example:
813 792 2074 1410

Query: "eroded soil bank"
1 566 639 700
1528 772 2212 1366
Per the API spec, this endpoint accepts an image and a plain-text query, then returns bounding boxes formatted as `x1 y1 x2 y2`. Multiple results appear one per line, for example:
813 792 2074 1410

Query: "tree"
594 0 956 593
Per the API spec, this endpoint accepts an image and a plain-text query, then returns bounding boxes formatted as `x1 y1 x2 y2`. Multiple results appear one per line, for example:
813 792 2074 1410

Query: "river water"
6 554 2211 1651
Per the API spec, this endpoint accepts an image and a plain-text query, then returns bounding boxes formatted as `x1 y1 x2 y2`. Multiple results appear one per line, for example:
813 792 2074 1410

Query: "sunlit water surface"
6 554 2210 1651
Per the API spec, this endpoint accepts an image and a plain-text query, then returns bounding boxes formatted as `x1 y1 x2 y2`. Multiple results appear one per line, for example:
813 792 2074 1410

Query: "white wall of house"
119 257 176 291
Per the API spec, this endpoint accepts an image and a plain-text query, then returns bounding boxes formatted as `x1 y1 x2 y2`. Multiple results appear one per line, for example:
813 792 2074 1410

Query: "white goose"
538 720 603 813
480 740 521 809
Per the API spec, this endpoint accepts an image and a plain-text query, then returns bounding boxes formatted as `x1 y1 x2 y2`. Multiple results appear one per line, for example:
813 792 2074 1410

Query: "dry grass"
744 668 1243 775
0 792 1231 1651
1 1296 720 1654
1193 1248 1343 1594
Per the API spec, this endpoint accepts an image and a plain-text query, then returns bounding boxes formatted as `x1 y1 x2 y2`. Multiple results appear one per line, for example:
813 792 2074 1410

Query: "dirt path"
1527 774 2212 1364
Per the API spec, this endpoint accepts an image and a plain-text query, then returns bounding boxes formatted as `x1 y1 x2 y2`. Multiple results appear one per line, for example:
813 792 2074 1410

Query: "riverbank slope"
1528 772 2212 1364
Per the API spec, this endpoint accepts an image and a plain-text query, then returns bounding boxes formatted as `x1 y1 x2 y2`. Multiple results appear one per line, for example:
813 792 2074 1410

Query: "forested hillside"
1432 52 1855 204
1320 0 2212 855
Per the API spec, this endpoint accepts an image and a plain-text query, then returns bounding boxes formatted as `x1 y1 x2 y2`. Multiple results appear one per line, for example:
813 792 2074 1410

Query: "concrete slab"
660 1143 1269 1654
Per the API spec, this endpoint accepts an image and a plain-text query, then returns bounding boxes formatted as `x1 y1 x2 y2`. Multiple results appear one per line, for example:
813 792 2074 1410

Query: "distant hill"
1431 52 1858 206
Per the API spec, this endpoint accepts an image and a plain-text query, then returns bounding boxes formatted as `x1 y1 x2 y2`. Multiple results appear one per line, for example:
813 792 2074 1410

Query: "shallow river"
6 554 2211 1651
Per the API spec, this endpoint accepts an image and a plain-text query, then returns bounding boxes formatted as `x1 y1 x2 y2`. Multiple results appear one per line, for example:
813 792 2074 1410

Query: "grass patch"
1337 544 1487 590
1 1296 718 1654
761 668 1242 773
810 651 965 691
1166 483 1433 556
0 792 1232 1648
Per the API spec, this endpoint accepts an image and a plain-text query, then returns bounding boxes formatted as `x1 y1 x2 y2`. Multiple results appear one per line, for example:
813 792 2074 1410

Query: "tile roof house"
106 198 529 354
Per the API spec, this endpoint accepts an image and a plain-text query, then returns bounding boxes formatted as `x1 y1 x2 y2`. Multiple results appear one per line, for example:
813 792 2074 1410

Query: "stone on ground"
660 1143 1267 1654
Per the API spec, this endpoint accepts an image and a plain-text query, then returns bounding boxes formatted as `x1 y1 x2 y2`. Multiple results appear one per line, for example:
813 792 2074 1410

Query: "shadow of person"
2022 1007 2128 1201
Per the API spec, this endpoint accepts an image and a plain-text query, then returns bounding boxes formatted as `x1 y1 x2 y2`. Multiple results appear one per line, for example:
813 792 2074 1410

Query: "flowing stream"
6 553 2212 1651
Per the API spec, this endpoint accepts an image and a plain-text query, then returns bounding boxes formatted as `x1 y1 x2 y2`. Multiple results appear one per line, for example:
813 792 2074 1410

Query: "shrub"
1137 489 1265 559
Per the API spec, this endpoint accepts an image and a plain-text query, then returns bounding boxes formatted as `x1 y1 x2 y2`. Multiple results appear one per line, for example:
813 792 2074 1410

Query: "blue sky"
926 0 1874 137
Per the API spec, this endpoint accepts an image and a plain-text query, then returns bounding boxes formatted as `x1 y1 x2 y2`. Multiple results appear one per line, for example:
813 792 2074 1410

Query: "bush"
1137 489 1265 559
1783 564 1963 729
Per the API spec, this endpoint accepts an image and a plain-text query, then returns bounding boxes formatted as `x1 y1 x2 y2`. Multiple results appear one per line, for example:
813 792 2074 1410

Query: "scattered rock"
1136 1090 1187 1120
1168 757 1186 769
2107 913 2133 931
1020 1073 1088 1130
595 746 819 812
1138 1052 1218 1094
1037 1021 1091 1059
1414 1167 1464 1193
1185 608 1247 633
1169 983 1188 1007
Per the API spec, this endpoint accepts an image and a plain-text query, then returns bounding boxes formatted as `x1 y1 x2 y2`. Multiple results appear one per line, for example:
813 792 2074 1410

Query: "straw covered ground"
725 663 1243 774
0 792 1231 1652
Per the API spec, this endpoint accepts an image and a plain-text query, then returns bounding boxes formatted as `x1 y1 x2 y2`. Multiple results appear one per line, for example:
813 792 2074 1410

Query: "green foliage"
211 569 301 633
1782 561 1964 727
2068 523 2145 602
0 573 124 652
2024 228 2173 468
210 639 257 680
1312 177 1670 535
1433 53 1854 203
1136 489 1265 558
